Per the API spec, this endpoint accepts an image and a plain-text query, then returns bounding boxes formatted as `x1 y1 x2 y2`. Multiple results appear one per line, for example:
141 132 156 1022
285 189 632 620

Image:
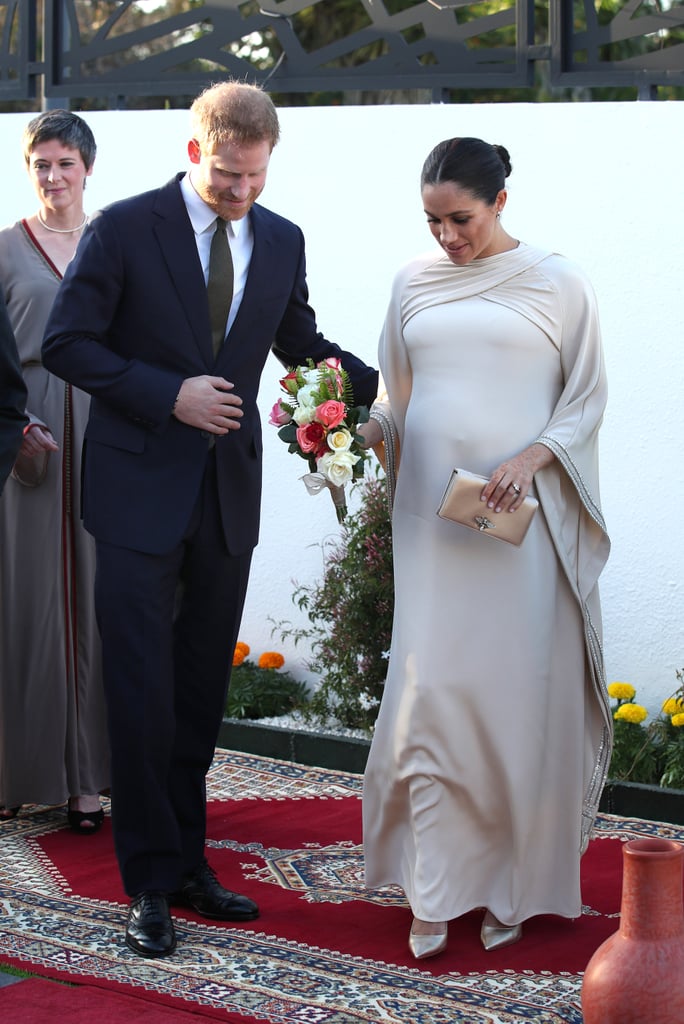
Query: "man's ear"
188 139 201 165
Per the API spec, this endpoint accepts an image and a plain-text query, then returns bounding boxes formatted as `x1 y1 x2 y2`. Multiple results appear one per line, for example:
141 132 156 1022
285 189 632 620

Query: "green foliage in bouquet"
226 643 310 720
276 473 394 733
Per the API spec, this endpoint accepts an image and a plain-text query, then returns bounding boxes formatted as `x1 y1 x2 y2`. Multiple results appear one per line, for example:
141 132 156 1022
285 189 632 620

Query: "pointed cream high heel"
480 910 522 951
408 920 448 960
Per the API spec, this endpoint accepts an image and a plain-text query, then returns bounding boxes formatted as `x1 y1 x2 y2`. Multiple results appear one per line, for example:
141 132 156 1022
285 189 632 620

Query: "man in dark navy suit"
42 82 377 958
0 293 27 493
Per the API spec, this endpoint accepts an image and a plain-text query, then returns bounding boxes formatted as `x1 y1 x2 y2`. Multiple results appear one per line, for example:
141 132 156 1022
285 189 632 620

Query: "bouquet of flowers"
269 357 370 522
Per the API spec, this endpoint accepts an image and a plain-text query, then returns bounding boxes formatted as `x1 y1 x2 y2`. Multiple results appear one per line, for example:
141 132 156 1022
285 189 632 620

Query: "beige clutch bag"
437 468 538 546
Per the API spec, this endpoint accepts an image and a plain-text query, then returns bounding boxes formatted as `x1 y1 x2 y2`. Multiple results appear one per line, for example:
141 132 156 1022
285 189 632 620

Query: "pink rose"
269 401 292 427
296 422 327 455
315 400 346 429
322 357 341 371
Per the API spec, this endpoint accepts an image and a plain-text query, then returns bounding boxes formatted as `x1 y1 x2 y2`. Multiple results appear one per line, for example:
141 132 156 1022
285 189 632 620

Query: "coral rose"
315 400 346 429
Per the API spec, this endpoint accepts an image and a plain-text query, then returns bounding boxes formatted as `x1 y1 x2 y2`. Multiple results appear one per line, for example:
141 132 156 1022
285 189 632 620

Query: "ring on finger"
511 483 521 495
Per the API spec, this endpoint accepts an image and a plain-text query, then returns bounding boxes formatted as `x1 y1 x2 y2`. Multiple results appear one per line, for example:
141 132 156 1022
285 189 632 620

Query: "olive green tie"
207 217 234 357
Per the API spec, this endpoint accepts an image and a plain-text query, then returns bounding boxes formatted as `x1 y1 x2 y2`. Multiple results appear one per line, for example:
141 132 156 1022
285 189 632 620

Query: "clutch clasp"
474 515 495 532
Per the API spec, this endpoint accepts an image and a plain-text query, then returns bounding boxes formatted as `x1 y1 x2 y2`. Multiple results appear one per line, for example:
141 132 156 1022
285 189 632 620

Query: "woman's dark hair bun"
493 145 512 177
421 136 512 204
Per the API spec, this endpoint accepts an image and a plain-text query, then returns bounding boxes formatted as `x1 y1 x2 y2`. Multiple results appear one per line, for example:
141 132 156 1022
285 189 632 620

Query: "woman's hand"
357 418 384 449
19 425 59 458
481 443 555 513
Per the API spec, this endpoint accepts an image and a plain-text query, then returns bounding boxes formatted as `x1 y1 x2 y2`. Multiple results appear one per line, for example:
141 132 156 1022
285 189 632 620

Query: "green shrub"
226 648 309 719
275 472 394 733
607 671 684 788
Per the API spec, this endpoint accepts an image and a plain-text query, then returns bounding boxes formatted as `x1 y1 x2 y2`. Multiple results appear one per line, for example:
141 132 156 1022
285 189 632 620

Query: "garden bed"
599 780 684 826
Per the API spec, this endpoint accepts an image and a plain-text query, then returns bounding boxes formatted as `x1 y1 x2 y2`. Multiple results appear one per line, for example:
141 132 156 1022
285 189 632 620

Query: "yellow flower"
671 713 684 728
258 651 285 670
233 641 250 667
614 703 648 724
662 697 684 716
608 682 636 701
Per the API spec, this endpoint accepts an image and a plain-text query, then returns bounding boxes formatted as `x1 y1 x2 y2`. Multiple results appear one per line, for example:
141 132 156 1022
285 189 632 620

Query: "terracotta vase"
581 837 684 1023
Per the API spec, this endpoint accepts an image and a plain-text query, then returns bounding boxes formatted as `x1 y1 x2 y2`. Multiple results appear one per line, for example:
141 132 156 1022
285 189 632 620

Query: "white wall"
2 102 682 718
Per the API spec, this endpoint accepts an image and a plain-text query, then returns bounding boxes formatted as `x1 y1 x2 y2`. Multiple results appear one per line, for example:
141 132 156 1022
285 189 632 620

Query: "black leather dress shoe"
125 891 176 958
170 859 259 921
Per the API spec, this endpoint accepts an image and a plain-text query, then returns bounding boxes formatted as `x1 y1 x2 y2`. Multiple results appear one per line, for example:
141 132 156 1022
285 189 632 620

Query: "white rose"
318 450 359 486
297 384 318 408
293 404 316 425
327 428 353 453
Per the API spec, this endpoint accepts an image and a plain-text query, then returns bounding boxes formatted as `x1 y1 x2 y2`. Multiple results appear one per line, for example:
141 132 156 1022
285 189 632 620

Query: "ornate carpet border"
1 750 683 1024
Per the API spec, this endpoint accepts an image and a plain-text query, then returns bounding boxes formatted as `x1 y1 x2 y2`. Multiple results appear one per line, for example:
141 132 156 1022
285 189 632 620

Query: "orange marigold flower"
258 651 285 670
233 641 250 666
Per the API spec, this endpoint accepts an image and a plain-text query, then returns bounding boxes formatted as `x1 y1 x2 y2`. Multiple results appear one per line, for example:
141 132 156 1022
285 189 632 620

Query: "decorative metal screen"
0 0 682 105
551 0 684 95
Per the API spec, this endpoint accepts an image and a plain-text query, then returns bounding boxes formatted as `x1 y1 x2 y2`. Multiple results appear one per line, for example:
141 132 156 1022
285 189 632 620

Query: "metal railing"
0 0 682 106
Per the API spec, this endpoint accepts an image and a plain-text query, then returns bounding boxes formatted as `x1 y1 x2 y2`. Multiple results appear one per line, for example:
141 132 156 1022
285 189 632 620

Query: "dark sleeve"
0 293 28 493
270 227 379 409
41 210 182 430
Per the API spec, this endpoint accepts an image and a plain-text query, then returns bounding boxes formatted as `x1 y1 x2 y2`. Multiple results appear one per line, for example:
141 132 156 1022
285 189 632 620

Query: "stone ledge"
599 780 684 826
219 720 684 824
218 718 371 774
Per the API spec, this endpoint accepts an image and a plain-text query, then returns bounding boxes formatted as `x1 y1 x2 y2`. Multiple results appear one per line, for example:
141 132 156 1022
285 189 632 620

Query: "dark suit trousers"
94 451 252 895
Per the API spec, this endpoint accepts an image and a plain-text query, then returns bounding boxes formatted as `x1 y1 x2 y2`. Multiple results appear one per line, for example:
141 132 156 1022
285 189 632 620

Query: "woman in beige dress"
0 111 109 831
361 137 611 960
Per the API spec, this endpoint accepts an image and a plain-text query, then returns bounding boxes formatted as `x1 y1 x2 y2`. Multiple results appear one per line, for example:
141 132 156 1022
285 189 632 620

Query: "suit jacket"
42 175 378 555
0 293 28 494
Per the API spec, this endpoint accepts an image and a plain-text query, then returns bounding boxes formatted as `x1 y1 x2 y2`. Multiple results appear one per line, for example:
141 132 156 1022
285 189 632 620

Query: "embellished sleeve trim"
369 403 399 514
536 434 607 533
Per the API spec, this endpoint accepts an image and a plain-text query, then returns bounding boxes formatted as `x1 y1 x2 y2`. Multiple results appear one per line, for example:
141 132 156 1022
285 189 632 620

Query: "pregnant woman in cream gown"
362 137 611 961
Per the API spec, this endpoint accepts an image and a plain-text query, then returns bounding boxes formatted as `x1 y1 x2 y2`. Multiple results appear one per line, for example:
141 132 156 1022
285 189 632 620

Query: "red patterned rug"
1 750 681 1022
1 977 215 1022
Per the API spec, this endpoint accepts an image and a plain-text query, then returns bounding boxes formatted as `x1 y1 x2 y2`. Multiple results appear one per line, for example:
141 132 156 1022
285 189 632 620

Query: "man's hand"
172 376 243 434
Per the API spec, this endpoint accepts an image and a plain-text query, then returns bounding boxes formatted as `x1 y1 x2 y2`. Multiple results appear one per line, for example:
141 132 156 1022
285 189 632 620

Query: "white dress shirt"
179 172 254 338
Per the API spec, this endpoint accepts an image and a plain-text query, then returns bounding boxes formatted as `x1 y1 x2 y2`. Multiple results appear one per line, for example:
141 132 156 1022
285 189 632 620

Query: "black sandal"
67 807 105 835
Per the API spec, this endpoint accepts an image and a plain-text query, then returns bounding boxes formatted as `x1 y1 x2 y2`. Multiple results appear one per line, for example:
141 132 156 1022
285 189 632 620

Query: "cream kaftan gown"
363 244 611 926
